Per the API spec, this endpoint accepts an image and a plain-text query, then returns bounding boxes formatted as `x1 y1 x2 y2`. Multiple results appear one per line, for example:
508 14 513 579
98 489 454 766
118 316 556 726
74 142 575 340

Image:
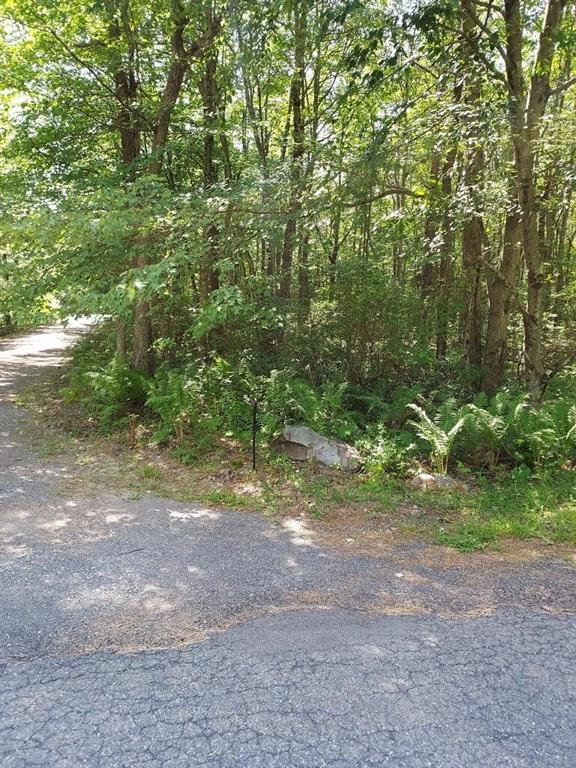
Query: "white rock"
272 425 362 471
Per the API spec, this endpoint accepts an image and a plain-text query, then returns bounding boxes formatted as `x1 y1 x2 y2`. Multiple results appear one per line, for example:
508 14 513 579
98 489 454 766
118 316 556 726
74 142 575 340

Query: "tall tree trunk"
461 0 485 379
461 206 484 376
115 318 127 360
484 206 522 392
132 294 153 374
328 208 341 298
149 9 220 175
298 233 310 320
436 148 457 359
106 0 140 361
422 147 457 355
129 5 219 373
504 0 567 397
421 154 440 317
279 0 306 300
199 47 221 303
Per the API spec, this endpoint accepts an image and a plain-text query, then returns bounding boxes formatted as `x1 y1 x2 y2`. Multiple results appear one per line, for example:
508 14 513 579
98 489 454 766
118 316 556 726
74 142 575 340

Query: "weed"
138 464 163 480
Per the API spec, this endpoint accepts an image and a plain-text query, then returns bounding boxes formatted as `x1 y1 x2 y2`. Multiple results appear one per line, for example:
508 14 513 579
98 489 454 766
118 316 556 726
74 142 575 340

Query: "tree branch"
461 0 511 75
46 27 151 128
548 74 576 97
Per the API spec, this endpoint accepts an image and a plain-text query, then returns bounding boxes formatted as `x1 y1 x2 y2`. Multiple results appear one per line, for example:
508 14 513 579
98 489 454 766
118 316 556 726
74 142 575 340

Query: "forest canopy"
1 0 576 497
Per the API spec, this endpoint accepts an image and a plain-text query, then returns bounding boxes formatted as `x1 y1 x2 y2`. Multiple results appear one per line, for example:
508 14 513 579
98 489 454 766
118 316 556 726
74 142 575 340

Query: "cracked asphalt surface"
1 325 576 767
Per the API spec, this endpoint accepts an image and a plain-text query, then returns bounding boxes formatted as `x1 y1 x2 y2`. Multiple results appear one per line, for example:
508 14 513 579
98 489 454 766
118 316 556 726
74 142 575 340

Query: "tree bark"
279 0 307 300
421 154 441 314
116 318 127 360
436 149 457 360
149 8 221 175
484 206 522 392
462 209 484 376
132 293 153 375
461 0 485 379
105 0 140 361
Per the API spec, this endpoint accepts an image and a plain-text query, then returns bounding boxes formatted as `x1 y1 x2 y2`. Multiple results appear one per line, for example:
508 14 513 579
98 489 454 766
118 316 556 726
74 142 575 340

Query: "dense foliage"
1 0 575 483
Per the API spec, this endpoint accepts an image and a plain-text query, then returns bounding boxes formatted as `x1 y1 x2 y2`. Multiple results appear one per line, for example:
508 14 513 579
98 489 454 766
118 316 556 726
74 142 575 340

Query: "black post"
252 399 257 471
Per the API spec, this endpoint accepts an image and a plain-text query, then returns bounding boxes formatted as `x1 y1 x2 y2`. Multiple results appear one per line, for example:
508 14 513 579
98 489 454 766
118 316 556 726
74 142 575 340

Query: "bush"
357 425 415 477
144 362 361 450
145 357 251 445
405 389 576 474
145 368 201 444
461 391 576 470
62 328 576 479
461 390 528 470
66 357 149 430
261 372 359 441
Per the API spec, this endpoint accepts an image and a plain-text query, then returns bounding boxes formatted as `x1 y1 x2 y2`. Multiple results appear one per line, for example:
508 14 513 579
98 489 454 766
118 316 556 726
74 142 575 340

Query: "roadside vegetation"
21 324 574 552
2 1 576 551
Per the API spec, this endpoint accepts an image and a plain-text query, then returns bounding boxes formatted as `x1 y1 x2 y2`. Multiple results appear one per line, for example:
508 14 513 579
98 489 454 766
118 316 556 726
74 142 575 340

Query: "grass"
435 472 576 551
16 366 576 555
138 463 164 480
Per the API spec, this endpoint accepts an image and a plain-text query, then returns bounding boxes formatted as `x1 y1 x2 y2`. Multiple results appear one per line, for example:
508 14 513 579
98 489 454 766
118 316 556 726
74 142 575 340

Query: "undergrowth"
45 327 576 552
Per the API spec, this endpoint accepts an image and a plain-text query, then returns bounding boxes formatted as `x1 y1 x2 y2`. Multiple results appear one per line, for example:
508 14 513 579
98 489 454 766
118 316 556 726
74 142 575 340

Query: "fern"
407 403 467 474
81 359 149 429
146 369 198 444
566 405 576 441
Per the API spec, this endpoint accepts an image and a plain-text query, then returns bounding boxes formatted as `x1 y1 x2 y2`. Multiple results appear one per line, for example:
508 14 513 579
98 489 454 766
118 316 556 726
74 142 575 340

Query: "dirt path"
1 325 575 767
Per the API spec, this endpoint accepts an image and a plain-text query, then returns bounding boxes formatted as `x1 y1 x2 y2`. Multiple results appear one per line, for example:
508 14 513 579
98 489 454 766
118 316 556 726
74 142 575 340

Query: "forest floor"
2 325 576 767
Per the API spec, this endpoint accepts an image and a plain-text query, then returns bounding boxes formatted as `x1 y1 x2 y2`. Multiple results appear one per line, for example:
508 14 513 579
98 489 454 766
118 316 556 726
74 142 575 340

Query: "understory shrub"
260 372 359 441
144 360 360 448
63 331 576 479
146 357 252 445
64 338 149 430
461 391 576 470
405 389 576 474
356 425 415 477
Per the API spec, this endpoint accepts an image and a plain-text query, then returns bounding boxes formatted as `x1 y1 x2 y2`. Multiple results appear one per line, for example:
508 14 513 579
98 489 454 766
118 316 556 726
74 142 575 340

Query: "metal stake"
252 399 257 471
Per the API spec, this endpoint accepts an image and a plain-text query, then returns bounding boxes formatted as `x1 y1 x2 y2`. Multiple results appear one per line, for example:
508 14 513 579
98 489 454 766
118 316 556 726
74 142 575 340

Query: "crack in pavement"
2 610 575 768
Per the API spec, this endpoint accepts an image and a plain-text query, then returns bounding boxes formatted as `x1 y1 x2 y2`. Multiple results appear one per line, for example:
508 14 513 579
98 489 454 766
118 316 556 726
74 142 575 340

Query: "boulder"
272 425 361 471
409 472 468 492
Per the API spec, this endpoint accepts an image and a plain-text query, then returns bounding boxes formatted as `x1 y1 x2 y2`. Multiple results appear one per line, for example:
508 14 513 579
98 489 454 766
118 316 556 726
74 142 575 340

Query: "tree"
0 0 574 405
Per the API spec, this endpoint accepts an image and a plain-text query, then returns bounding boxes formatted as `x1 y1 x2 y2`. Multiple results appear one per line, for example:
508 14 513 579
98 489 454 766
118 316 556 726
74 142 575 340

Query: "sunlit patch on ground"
282 517 317 547
168 508 220 521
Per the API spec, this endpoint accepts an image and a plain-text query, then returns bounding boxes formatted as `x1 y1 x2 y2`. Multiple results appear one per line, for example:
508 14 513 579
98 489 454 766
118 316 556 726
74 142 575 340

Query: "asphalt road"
1 325 575 767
